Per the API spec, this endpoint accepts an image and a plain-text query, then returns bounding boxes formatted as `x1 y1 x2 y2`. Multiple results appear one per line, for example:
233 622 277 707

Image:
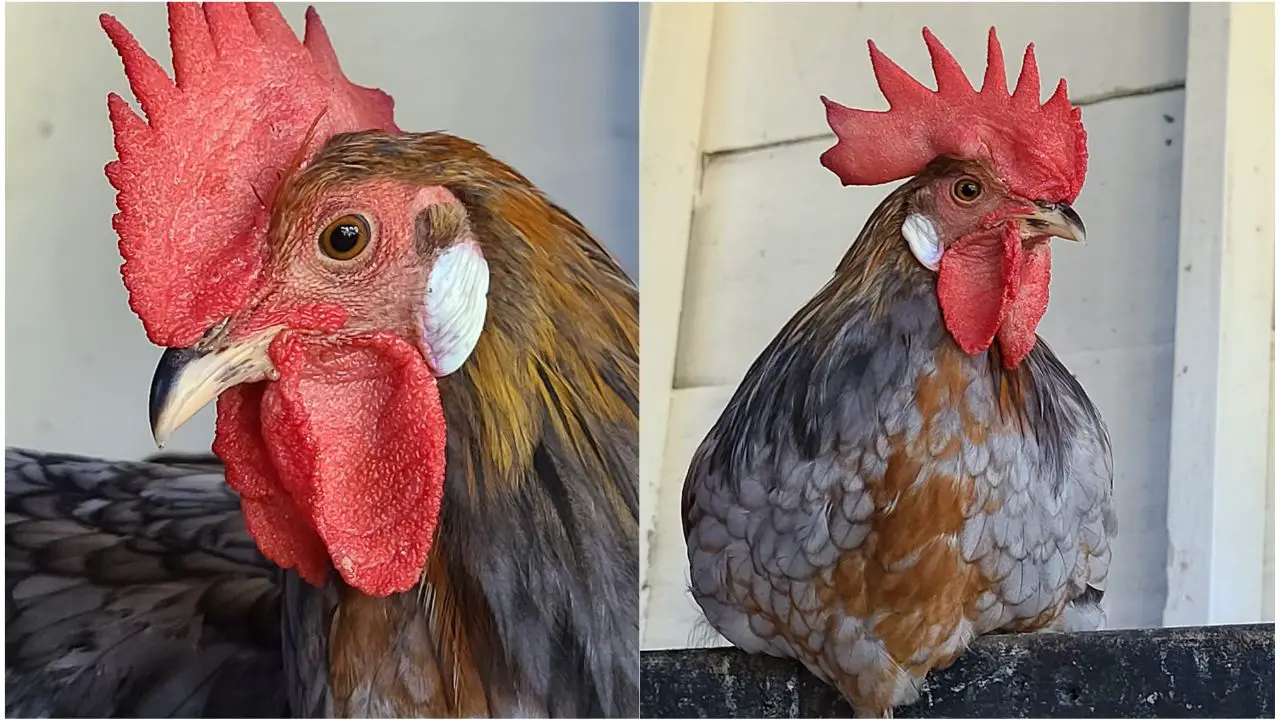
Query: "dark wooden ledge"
640 623 1275 718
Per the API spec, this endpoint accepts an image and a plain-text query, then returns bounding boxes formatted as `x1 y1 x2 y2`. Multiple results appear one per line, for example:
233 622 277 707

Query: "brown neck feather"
310 131 638 715
824 165 1034 423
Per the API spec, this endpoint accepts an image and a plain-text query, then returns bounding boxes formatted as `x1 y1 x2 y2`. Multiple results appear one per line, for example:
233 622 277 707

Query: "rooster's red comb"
819 27 1087 204
103 3 400 347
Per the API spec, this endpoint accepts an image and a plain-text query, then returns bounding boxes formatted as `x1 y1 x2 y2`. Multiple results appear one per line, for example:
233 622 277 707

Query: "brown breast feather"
795 344 1067 712
327 555 491 717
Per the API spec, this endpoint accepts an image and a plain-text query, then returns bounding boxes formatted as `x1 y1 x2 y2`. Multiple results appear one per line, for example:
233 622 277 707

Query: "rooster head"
819 27 1088 369
103 3 487 597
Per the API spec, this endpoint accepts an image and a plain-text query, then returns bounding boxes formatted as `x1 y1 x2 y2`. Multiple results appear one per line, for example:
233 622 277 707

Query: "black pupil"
329 223 361 254
960 182 979 199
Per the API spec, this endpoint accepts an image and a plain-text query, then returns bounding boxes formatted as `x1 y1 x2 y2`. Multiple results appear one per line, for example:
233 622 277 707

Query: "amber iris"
320 214 371 260
952 178 982 203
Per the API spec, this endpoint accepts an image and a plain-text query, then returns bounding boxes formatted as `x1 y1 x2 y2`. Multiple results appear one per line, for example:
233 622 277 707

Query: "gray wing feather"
5 447 287 718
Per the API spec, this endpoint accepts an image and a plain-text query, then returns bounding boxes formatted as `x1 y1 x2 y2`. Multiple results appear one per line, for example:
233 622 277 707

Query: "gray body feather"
6 433 638 718
682 202 1117 712
5 448 286 717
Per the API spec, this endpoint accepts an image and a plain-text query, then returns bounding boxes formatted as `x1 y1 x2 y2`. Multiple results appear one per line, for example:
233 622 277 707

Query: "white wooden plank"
638 2 716 631
1265 329 1275 623
644 385 736 650
702 3 1190 152
1163 2 1274 627
1062 345 1173 630
677 90 1188 389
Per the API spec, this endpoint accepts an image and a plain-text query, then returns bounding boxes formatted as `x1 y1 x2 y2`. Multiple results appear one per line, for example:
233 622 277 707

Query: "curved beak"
149 326 281 447
1016 201 1086 244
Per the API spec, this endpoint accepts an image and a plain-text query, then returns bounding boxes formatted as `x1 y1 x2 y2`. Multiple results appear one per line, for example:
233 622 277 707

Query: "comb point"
1043 78 1071 112
1012 42 1041 106
203 3 257 58
868 39 930 108
168 3 216 88
105 91 147 148
819 26 1087 203
981 27 1008 95
302 5 340 74
922 27 972 95
102 13 175 121
245 3 299 50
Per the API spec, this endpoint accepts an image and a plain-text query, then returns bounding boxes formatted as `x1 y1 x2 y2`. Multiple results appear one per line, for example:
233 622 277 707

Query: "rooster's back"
5 448 286 718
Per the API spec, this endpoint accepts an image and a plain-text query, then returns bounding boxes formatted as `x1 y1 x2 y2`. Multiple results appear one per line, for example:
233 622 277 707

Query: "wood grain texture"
701 3 1189 152
677 90 1186 389
638 2 717 630
641 623 1276 718
1163 1 1275 627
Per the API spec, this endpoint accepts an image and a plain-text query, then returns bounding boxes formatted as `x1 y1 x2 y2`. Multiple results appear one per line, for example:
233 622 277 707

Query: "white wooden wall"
640 2 1274 650
1162 2 1275 627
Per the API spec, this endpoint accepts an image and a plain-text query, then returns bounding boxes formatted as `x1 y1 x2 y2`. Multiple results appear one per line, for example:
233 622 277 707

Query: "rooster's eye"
952 178 983 203
319 215 371 260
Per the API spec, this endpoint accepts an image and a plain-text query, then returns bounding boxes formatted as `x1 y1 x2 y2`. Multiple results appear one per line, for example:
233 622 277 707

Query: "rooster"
682 28 1116 718
6 4 637 717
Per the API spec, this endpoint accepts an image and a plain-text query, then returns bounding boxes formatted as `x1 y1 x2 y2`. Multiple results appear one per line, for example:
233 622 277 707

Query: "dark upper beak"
148 326 282 447
1017 201 1086 244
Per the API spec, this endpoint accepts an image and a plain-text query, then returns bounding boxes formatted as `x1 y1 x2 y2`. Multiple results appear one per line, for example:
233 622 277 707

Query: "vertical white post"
1163 2 1275 626
638 3 716 632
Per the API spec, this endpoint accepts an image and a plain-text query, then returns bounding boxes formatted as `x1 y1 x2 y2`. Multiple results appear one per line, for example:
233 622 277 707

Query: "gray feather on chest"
682 259 1119 707
695 274 1110 503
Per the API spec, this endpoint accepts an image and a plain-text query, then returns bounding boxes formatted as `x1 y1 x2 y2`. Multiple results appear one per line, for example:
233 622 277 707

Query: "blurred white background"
6 2 639 460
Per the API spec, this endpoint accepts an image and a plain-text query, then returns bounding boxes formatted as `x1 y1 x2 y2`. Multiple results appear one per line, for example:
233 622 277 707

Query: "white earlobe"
902 213 942 271
420 241 490 376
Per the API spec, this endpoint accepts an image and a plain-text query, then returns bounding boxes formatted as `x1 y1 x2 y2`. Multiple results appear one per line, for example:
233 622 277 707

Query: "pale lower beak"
148 326 281 447
1017 201 1086 244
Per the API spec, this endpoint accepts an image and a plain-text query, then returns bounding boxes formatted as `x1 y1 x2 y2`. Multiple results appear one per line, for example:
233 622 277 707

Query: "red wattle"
936 222 1051 369
937 224 1020 355
213 331 447 597
216 383 330 586
995 242 1052 368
